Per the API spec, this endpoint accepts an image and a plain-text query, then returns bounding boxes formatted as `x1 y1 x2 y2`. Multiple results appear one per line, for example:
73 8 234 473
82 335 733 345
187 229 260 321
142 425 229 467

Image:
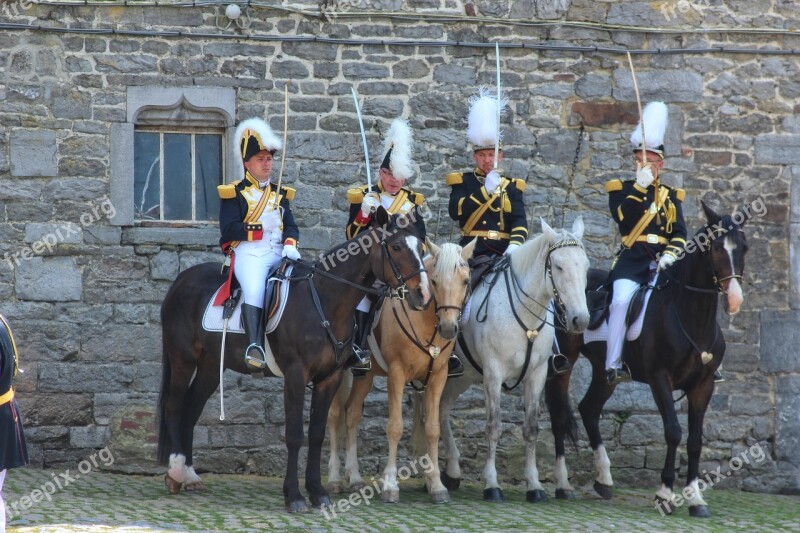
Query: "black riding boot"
349 310 373 378
546 353 571 381
447 354 464 378
241 303 267 371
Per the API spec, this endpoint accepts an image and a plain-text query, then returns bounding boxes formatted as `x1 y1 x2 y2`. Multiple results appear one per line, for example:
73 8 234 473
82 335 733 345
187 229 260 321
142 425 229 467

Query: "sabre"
626 51 647 169
494 41 501 170
272 84 290 210
351 87 372 191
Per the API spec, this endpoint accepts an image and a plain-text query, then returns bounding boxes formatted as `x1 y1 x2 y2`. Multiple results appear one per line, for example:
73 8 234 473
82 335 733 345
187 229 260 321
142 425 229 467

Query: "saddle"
468 254 503 290
584 279 651 332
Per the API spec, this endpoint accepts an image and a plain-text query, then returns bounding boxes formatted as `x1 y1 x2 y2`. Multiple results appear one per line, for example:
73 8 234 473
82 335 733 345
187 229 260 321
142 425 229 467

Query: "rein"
464 237 583 391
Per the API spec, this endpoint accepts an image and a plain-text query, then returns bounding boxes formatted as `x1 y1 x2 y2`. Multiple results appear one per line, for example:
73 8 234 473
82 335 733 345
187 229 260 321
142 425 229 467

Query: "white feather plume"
467 86 508 150
630 101 668 152
383 118 415 181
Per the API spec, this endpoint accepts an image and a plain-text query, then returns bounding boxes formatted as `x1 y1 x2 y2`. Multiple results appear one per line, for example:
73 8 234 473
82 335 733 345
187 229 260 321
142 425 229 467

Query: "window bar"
191 133 197 222
159 133 165 221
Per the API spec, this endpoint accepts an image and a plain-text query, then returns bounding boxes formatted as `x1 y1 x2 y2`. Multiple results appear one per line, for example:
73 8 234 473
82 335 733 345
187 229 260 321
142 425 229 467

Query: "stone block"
17 394 93 426
775 375 800 465
613 69 703 103
760 310 800 373
755 134 800 164
40 363 135 393
70 426 110 448
571 102 638 127
16 256 82 301
10 130 57 177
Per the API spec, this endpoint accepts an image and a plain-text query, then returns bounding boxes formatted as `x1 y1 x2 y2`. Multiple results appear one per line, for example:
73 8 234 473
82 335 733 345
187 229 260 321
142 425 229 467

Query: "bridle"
379 236 428 300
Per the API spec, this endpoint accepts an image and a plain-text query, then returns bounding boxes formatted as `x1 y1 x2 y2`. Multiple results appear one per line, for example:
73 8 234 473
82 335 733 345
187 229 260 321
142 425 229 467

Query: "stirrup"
447 355 464 378
713 369 724 383
244 343 267 370
606 363 631 385
547 353 571 380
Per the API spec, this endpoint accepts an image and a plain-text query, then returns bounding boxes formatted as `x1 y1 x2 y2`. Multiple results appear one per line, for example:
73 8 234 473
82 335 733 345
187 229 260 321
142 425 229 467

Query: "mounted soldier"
218 118 300 371
0 315 27 525
345 118 451 377
604 102 692 384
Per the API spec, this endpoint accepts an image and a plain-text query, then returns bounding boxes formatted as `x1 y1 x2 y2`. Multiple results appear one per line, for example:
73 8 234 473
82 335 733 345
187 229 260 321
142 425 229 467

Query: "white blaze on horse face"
724 236 743 315
405 236 430 305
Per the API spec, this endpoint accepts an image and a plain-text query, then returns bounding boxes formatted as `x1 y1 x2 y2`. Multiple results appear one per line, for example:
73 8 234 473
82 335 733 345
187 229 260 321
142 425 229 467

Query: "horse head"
425 238 475 340
540 217 591 333
701 201 749 315
369 206 431 311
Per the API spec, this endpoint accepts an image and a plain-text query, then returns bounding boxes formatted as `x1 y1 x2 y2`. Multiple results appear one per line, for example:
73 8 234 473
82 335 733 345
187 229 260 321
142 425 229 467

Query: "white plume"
383 118 415 181
467 86 508 150
630 101 668 152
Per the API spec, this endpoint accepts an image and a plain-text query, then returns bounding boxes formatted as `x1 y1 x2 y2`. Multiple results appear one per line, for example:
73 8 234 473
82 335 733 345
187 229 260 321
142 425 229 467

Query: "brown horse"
157 208 430 513
327 239 475 503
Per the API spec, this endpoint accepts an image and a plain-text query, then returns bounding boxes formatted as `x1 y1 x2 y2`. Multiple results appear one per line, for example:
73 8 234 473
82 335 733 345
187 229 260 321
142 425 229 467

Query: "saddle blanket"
583 273 658 344
366 307 387 373
201 269 293 378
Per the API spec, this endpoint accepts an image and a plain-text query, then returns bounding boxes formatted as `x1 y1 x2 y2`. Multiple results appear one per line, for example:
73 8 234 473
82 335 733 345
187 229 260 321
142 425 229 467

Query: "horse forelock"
431 243 468 281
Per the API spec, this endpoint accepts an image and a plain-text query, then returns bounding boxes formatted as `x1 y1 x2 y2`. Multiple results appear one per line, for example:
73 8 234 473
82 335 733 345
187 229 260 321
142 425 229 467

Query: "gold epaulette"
347 187 365 204
281 186 296 201
605 179 623 193
445 172 463 186
411 192 425 206
217 182 238 199
512 178 526 193
675 188 686 202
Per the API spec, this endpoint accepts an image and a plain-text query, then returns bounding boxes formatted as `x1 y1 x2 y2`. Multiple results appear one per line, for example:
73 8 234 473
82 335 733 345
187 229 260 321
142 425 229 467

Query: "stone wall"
1 0 798 494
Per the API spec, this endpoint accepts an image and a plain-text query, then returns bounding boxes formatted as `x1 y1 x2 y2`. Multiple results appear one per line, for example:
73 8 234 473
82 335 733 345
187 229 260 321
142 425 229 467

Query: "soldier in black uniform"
0 315 28 525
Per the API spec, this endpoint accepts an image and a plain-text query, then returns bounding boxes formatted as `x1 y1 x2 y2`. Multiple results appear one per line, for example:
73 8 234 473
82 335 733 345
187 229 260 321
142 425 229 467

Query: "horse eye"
431 280 438 286
391 244 401 251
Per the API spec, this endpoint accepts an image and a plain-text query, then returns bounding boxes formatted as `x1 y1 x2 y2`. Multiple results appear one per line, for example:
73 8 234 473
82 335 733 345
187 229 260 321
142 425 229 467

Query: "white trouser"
605 278 640 371
1 469 6 532
234 248 283 308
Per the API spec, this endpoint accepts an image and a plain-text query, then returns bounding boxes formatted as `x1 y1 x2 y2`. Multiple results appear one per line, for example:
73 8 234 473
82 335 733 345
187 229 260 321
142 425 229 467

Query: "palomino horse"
326 239 475 504
157 208 430 513
426 218 590 502
545 202 749 517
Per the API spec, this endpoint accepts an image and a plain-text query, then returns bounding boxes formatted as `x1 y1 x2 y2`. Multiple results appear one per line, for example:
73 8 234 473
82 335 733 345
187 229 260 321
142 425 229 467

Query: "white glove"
261 208 283 232
282 244 301 261
360 194 380 217
484 170 501 194
504 243 520 256
635 165 654 189
658 252 676 272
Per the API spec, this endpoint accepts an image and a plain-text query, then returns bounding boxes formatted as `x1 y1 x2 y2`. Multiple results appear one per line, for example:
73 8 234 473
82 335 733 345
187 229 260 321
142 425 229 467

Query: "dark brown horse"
157 208 430 513
545 202 749 517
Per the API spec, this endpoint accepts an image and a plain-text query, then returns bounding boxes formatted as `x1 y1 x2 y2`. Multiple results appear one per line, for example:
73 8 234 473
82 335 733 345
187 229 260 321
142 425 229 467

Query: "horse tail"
156 334 172 466
410 390 427 458
545 375 579 452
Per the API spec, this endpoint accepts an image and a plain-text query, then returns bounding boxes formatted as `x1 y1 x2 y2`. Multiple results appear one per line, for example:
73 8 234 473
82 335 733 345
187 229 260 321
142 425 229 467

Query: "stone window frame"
110 87 237 245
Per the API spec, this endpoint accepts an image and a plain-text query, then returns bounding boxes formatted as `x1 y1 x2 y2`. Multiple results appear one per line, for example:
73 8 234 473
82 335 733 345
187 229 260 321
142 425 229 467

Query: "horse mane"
430 243 468 280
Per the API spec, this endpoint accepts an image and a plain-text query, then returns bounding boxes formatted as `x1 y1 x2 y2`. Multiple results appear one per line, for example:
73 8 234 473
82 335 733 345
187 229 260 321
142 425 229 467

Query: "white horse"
416 218 590 502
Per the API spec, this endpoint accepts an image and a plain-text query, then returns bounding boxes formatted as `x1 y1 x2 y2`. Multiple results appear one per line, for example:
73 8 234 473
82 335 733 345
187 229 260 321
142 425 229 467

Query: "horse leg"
423 368 449 504
344 371 374 492
283 367 309 513
482 371 505 502
306 369 343 509
179 358 220 493
162 360 196 495
545 364 577 500
380 368 406 503
650 373 682 516
326 373 350 494
577 350 616 500
523 361 549 503
683 377 715 518
438 372 473 491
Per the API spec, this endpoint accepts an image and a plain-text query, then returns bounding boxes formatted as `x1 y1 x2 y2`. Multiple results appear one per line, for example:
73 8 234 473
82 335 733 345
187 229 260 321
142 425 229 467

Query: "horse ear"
570 216 585 241
701 200 721 225
461 238 477 262
540 218 557 242
373 205 390 227
426 238 440 258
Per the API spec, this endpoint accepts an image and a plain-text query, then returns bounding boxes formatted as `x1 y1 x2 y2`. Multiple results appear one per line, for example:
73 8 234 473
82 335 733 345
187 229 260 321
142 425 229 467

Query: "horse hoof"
327 481 344 494
689 505 711 518
183 481 207 493
441 471 461 491
381 489 400 503
555 489 576 500
430 489 450 504
349 481 365 493
164 474 182 495
311 494 332 509
654 496 676 515
286 499 309 514
483 487 505 502
526 489 548 503
594 481 613 500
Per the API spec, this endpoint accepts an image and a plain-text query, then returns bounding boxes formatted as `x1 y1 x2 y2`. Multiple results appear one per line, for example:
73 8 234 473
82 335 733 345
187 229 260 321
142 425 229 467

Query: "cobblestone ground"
3 469 799 532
